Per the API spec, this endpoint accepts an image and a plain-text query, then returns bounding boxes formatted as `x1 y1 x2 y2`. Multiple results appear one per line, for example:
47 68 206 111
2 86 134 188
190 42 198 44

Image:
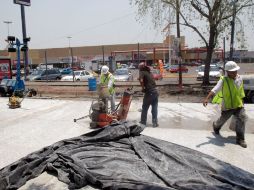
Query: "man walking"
203 61 247 148
138 62 159 127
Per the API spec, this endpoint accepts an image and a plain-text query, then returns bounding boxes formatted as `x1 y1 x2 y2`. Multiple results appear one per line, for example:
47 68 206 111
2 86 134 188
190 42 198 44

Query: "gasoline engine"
74 87 133 128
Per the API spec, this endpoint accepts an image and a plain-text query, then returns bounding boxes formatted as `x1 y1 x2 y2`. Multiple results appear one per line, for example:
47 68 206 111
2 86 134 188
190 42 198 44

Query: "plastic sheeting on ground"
0 121 254 190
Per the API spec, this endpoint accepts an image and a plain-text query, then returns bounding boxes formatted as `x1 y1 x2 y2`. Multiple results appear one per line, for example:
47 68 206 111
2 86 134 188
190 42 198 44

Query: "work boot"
236 139 247 148
139 121 146 126
152 119 159 128
213 122 220 135
152 122 159 128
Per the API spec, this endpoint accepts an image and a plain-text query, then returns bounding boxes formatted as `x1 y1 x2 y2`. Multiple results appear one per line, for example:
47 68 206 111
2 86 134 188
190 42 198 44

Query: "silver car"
196 65 221 81
27 69 62 81
113 68 133 81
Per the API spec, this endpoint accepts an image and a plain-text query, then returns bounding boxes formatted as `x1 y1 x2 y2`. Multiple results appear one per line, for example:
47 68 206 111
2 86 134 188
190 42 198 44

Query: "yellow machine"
7 89 37 109
8 95 21 109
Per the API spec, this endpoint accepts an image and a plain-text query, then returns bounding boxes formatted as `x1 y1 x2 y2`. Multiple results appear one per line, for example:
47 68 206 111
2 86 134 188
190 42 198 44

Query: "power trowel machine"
74 86 133 128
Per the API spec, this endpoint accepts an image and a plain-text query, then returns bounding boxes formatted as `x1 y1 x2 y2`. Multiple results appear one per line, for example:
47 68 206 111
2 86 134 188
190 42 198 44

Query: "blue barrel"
88 77 97 91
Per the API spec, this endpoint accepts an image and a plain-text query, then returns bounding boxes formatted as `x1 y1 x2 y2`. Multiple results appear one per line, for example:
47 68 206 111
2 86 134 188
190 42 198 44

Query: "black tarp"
0 121 254 190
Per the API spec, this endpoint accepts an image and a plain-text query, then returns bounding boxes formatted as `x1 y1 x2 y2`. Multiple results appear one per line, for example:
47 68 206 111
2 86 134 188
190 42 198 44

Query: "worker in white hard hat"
99 65 115 112
203 61 248 148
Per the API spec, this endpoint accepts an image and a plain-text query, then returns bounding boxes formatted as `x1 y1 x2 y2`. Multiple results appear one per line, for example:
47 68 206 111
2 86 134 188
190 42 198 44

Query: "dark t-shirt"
139 70 156 92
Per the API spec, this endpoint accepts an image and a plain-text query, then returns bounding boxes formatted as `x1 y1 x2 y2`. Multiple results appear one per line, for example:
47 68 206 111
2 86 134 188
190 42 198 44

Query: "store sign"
0 58 12 80
14 0 31 6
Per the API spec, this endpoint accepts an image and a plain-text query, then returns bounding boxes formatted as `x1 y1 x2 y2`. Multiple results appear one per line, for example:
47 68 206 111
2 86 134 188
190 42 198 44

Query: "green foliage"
131 0 254 85
131 0 253 48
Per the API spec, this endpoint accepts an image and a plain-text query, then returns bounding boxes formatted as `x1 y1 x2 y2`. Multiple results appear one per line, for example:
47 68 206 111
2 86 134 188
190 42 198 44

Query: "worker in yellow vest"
100 65 115 112
203 61 247 148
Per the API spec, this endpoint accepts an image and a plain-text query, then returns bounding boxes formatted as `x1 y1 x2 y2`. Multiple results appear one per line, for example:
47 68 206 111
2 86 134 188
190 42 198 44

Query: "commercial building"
2 35 252 70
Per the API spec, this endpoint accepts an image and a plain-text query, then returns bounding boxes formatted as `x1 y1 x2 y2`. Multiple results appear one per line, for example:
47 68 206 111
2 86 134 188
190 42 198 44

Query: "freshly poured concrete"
0 97 253 189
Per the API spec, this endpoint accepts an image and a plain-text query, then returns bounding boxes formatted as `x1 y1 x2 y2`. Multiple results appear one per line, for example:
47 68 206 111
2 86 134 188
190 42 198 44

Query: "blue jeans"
140 90 158 125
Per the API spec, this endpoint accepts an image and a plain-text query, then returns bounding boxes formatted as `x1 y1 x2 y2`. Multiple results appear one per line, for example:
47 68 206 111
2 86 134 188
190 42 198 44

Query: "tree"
131 0 254 85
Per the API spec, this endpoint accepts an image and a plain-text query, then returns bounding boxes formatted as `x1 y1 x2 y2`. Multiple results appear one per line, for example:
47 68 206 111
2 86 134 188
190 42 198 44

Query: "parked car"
163 63 170 70
183 62 201 66
168 65 188 73
61 70 93 81
72 66 82 71
27 69 62 81
151 69 163 80
0 79 37 97
196 65 221 81
60 68 72 75
242 74 254 103
113 68 133 81
0 79 16 96
128 63 136 69
120 64 128 69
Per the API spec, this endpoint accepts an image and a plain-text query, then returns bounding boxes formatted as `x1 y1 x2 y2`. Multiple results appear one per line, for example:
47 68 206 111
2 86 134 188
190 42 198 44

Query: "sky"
0 0 253 51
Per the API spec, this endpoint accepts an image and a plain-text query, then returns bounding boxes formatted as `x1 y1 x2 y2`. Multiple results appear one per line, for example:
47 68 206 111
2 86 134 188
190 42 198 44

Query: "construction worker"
116 62 121 69
203 61 247 148
158 59 164 75
138 62 159 127
99 65 115 112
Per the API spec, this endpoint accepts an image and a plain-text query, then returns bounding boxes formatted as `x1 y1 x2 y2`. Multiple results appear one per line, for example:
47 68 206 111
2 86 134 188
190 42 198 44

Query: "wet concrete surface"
128 98 254 133
0 97 254 189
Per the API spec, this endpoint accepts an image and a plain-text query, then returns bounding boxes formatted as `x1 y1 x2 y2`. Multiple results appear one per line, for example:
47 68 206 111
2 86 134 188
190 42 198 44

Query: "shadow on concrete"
196 133 236 148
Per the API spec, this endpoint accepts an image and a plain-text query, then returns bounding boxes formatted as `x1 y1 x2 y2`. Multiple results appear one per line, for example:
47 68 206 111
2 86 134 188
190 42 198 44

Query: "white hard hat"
101 65 109 74
225 61 240 71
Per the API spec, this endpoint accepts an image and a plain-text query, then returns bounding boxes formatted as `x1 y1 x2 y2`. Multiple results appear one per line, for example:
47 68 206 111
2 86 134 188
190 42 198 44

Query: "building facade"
1 35 252 70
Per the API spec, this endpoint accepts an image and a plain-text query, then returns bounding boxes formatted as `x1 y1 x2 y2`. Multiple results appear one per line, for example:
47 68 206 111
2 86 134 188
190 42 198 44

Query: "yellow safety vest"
100 73 115 95
212 76 245 109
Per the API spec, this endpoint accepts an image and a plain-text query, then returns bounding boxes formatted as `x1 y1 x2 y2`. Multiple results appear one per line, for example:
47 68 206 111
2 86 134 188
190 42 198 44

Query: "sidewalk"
0 97 253 189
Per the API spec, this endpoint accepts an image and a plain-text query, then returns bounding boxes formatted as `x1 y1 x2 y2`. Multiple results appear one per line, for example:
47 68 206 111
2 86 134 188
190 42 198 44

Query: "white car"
242 74 254 103
61 70 93 81
197 64 222 81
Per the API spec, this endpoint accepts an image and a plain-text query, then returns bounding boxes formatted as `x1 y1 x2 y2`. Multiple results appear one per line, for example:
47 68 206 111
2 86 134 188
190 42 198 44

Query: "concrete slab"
0 97 253 189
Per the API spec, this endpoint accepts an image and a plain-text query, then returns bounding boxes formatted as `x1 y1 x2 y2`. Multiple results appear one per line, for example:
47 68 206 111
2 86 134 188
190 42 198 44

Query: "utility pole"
176 0 182 89
44 50 48 82
67 36 73 67
168 7 171 66
13 0 31 81
138 43 140 64
20 5 29 81
67 36 74 82
67 36 72 49
229 0 238 60
102 45 105 65
3 21 12 36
